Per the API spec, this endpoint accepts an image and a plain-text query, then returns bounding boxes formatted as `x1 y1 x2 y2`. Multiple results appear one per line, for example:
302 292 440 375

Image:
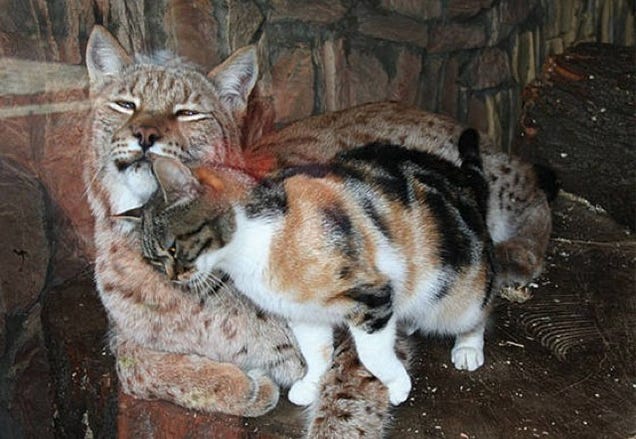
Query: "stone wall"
0 1 633 436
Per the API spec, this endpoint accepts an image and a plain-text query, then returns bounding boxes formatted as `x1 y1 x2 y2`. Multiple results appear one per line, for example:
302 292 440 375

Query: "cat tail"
305 333 412 439
532 163 561 203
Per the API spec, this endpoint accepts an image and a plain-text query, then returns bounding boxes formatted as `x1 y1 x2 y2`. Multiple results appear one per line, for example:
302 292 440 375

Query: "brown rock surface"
270 46 315 124
357 5 429 47
461 48 511 90
41 276 117 438
346 47 390 106
0 158 50 314
6 305 56 439
428 22 487 53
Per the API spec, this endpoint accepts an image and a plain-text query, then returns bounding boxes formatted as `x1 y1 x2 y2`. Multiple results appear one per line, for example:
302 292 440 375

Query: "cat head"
85 25 258 217
118 157 237 286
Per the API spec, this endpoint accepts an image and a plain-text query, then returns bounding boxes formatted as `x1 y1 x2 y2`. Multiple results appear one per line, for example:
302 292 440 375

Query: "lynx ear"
152 157 201 205
86 25 132 83
112 207 143 223
208 45 258 116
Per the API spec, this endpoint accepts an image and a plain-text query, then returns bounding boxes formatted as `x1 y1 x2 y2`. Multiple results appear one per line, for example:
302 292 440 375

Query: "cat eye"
115 101 136 110
168 246 177 256
110 100 137 113
175 109 200 118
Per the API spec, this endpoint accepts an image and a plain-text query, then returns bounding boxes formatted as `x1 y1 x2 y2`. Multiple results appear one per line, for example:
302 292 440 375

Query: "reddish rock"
461 48 511 90
270 46 315 124
270 0 347 24
319 38 350 112
357 6 428 47
428 22 486 53
227 0 264 51
41 277 117 438
346 48 389 106
0 158 50 314
0 0 98 63
118 392 249 438
8 305 56 439
379 0 442 21
39 109 95 257
164 0 223 70
388 48 422 105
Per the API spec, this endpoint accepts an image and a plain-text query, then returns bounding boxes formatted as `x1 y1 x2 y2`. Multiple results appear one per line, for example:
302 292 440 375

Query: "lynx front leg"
114 337 279 417
451 322 485 371
288 322 334 406
349 318 411 405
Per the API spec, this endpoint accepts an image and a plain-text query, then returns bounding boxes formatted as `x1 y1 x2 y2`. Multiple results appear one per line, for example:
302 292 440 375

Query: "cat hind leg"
349 318 411 405
451 322 485 371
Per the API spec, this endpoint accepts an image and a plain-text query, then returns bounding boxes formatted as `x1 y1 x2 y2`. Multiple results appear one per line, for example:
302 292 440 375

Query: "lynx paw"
288 378 318 406
451 346 484 371
243 369 280 417
387 370 412 405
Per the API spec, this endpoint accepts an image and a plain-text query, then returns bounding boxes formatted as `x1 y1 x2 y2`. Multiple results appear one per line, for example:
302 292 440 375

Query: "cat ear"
152 157 201 205
86 25 132 83
112 207 143 222
208 45 258 116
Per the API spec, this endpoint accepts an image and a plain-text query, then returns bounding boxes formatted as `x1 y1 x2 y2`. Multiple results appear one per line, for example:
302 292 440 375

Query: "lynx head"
84 25 258 220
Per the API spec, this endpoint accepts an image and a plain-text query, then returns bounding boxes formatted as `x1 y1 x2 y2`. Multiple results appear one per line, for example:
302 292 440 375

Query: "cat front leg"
113 336 279 417
287 321 334 406
349 317 412 405
451 321 485 371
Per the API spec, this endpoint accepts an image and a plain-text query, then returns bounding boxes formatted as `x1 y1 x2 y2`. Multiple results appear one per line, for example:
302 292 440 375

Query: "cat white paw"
288 379 318 406
451 346 484 371
387 371 412 405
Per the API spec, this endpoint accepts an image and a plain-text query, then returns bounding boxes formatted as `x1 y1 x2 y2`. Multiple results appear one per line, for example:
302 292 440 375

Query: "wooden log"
515 43 636 230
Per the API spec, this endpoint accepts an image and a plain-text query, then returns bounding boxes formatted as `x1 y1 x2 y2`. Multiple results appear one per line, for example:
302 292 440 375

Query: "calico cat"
250 102 558 288
127 129 496 406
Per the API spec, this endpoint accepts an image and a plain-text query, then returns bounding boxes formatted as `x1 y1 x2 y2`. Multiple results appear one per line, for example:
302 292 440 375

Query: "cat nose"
132 125 161 151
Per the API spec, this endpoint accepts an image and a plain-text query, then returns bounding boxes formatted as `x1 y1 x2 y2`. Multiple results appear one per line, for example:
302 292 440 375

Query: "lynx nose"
132 125 161 151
